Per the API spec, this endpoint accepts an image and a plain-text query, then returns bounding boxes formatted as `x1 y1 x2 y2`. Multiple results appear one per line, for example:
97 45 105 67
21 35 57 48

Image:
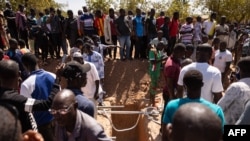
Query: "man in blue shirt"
133 8 146 60
6 38 28 80
20 53 56 141
162 69 225 141
166 103 222 141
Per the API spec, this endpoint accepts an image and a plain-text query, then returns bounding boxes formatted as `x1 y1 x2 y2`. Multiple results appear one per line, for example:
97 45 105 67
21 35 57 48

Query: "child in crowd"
69 38 83 61
148 41 167 107
19 39 30 55
92 35 118 60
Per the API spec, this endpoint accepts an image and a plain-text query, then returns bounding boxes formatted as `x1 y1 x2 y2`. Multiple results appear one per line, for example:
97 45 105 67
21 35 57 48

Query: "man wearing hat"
73 52 104 117
58 60 95 118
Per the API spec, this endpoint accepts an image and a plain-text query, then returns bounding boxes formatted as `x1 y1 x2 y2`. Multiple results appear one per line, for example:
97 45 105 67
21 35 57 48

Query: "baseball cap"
62 61 90 80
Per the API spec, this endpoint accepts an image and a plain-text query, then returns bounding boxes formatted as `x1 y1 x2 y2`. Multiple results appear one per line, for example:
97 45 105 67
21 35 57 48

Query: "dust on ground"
42 58 163 141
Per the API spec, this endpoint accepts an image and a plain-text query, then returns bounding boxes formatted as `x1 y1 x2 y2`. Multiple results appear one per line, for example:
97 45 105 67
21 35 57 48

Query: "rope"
100 105 162 132
144 107 161 125
103 109 141 132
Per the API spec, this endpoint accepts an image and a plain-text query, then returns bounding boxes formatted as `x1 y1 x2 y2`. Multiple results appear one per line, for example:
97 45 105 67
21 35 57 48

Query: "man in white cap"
73 52 104 117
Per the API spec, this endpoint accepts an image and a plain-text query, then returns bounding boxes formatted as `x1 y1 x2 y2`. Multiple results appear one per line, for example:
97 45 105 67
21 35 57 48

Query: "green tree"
196 0 250 23
166 0 190 23
1 0 60 13
86 0 114 14
126 0 140 12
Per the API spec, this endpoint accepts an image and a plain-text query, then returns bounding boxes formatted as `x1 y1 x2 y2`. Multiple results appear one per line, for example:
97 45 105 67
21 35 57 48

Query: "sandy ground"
42 56 164 141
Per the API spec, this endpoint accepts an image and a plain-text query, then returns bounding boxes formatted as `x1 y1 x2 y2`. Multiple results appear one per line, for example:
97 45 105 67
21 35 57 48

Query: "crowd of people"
1 1 250 141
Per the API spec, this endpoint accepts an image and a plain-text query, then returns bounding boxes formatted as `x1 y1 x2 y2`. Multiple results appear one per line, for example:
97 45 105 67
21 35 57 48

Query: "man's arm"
222 61 231 81
215 30 228 36
15 12 19 29
161 102 173 141
202 22 207 35
212 71 224 103
236 100 250 125
162 123 170 141
176 67 185 98
98 55 105 85
217 85 238 110
166 78 175 100
28 84 60 111
176 85 184 98
94 80 100 100
20 81 32 98
213 92 223 104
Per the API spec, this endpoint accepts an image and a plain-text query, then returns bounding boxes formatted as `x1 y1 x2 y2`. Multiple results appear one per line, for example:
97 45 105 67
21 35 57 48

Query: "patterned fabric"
80 13 94 31
193 22 202 42
180 23 193 44
94 16 105 36
148 49 162 95
83 51 104 79
218 78 250 124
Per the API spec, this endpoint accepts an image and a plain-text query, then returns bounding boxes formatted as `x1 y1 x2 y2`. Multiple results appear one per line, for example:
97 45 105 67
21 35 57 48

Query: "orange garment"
20 48 30 55
94 15 105 36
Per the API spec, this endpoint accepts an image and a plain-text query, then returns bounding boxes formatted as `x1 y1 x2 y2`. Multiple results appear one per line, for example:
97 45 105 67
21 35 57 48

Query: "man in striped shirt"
80 6 95 37
179 17 194 45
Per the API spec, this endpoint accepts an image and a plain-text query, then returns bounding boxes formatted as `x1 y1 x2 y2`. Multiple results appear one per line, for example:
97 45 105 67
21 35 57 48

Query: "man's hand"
55 63 65 78
23 130 44 141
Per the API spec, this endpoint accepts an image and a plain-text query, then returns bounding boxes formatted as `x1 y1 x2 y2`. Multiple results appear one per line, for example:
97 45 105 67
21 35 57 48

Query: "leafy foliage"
165 0 190 23
1 0 60 14
85 0 191 21
86 0 114 14
195 0 250 23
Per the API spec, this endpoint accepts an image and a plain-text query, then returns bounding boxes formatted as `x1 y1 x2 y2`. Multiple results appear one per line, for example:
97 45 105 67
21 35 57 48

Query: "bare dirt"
41 58 164 141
